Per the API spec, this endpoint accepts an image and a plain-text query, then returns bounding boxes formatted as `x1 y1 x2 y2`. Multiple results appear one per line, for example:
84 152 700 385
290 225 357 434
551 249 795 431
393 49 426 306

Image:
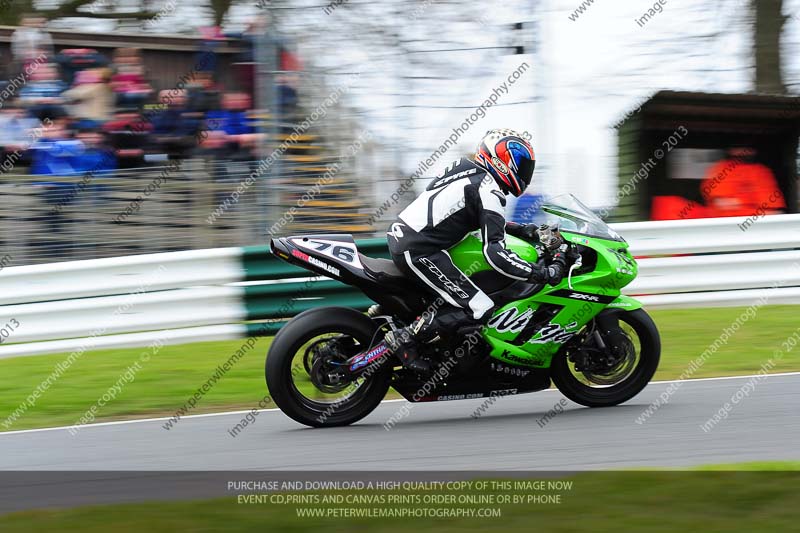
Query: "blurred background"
1 0 799 266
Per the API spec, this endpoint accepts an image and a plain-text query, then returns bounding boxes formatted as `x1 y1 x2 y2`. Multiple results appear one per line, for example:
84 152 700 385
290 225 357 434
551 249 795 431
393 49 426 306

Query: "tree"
752 0 787 94
209 0 235 26
0 0 34 25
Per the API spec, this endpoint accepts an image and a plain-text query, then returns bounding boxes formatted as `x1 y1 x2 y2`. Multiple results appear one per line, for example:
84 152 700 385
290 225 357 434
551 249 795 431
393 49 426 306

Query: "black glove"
506 222 537 240
547 252 568 285
527 256 566 286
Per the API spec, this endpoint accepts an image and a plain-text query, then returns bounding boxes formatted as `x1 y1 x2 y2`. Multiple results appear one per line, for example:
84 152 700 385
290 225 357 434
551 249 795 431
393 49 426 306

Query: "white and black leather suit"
387 158 560 323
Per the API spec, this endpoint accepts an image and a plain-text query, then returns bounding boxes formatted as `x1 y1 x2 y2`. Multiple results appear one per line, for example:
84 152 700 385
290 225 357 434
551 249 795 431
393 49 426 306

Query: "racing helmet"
475 129 535 197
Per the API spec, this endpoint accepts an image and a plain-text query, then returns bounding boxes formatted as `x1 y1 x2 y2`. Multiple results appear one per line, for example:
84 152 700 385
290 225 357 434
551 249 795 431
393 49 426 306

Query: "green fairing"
607 294 644 311
448 197 643 369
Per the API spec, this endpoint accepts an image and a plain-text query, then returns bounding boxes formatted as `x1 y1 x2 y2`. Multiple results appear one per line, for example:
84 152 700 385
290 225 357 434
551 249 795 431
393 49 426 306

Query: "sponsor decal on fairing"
291 249 341 277
528 321 579 345
488 307 533 334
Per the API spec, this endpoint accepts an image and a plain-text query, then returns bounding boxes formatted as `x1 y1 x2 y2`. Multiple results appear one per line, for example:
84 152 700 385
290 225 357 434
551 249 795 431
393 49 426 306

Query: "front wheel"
265 307 392 427
551 308 660 407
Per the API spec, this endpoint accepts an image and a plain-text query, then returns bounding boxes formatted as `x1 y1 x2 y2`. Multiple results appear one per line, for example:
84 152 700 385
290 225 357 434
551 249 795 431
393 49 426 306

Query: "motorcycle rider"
385 129 572 372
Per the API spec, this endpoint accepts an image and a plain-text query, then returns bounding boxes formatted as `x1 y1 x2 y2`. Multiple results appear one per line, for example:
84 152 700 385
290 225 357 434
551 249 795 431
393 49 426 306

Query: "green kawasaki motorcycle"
267 194 660 427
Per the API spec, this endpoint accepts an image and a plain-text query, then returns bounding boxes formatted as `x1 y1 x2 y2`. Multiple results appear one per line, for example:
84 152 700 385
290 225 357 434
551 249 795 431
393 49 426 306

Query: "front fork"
567 311 624 373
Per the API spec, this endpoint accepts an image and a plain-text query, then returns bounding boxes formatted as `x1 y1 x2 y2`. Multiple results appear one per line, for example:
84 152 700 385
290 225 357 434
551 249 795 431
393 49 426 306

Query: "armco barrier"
1 214 799 358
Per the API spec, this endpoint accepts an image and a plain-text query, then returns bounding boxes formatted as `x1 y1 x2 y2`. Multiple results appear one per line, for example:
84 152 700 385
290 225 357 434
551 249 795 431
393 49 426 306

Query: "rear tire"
265 307 392 427
551 308 660 407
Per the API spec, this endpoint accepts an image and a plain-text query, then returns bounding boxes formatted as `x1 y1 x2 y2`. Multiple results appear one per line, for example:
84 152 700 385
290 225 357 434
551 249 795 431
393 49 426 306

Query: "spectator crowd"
0 15 282 178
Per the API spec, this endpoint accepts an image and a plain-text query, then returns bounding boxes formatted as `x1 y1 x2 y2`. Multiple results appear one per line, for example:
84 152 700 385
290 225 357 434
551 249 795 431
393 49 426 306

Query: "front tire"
551 308 660 407
265 307 392 427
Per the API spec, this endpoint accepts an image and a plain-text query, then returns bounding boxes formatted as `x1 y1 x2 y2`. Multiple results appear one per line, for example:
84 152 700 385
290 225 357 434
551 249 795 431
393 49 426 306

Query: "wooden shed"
613 90 800 221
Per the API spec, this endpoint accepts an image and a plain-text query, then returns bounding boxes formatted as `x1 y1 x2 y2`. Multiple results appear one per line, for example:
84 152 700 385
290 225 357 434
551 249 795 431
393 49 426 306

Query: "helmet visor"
516 157 535 189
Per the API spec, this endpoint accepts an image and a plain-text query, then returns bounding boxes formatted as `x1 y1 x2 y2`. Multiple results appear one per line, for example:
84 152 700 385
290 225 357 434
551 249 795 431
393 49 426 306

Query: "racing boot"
384 314 436 374
385 308 485 373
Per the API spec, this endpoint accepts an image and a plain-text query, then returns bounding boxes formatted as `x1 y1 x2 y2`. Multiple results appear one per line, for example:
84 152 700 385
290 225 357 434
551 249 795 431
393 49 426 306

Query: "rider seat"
358 253 408 283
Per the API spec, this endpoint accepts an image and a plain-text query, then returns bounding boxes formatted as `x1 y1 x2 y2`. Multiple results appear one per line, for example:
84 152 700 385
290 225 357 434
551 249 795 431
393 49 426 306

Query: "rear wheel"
551 308 660 407
265 307 392 427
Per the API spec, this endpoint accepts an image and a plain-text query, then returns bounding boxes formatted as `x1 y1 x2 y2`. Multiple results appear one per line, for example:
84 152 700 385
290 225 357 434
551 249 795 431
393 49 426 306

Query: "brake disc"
581 328 637 386
309 356 351 394
304 336 357 394
303 337 330 374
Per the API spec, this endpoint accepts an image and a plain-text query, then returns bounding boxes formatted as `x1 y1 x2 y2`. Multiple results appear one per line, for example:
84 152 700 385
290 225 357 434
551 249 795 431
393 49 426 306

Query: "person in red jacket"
701 147 786 217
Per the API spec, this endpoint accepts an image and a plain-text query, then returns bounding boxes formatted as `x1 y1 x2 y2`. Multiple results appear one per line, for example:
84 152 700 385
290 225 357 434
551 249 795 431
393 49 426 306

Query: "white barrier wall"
620 213 800 308
1 213 798 358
